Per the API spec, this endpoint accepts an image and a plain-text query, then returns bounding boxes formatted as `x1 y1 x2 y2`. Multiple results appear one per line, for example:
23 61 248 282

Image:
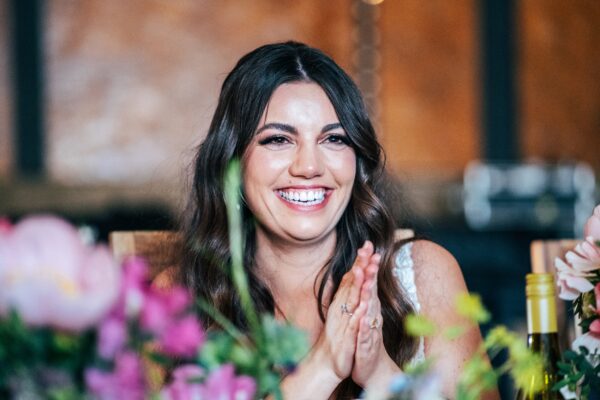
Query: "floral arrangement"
554 205 600 398
0 161 545 400
0 163 307 400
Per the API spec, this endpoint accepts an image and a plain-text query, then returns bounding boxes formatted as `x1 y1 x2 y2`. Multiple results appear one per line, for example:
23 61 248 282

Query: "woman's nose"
289 144 324 178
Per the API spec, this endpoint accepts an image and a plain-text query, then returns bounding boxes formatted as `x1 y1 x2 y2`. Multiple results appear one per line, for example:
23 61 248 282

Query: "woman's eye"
258 135 291 146
323 134 350 146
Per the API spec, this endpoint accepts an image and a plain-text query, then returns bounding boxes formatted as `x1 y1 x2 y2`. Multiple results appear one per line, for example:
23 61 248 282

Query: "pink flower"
159 315 205 357
555 241 598 300
160 365 255 400
85 351 146 400
201 364 256 400
0 215 121 331
555 205 600 300
120 257 150 318
0 218 12 235
160 365 205 400
140 286 191 334
584 205 600 239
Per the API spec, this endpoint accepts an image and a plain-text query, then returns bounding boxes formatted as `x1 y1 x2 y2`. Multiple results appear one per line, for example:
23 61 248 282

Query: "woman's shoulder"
407 239 468 306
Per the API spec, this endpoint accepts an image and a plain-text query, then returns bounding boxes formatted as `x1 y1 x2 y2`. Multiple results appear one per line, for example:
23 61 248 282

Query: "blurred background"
1 0 599 395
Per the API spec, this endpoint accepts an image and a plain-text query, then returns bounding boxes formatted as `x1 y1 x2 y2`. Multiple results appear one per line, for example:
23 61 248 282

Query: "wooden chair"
529 238 580 348
109 230 182 280
109 228 415 279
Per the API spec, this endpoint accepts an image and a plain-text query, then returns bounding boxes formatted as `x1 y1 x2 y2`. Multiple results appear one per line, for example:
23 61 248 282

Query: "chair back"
530 239 579 274
109 230 182 279
109 228 415 278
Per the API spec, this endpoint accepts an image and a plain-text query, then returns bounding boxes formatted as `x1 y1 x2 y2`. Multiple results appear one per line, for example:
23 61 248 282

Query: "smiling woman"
179 41 498 400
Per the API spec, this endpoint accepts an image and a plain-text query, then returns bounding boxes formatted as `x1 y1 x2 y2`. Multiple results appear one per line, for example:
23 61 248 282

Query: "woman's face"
243 82 357 246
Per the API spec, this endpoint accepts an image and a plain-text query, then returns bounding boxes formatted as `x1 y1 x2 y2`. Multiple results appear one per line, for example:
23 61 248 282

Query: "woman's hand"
278 241 375 398
310 241 374 381
351 249 402 389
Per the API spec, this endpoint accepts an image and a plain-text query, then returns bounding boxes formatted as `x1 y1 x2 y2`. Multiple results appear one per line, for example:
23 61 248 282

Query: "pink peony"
0 215 121 331
160 365 205 400
85 351 146 400
584 205 600 239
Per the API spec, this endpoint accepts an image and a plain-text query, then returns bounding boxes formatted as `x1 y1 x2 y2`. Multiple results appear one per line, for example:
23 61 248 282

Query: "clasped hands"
311 241 401 391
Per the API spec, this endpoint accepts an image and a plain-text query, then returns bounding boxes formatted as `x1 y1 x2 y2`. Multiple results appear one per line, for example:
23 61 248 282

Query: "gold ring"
369 317 380 329
341 303 353 316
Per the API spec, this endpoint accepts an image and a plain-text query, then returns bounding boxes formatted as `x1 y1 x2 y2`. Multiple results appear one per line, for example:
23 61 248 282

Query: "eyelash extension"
258 135 290 145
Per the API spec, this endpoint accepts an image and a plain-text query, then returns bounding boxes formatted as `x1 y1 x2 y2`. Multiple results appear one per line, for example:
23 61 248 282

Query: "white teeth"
278 189 326 206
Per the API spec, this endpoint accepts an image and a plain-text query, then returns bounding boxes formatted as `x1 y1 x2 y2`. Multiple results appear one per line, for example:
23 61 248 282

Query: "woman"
180 41 493 399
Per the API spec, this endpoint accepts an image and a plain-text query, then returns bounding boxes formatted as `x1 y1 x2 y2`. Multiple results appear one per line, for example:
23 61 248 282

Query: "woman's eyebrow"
322 122 343 133
256 122 297 135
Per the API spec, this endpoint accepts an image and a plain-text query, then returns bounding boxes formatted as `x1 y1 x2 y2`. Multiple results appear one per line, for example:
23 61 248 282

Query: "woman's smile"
276 186 331 209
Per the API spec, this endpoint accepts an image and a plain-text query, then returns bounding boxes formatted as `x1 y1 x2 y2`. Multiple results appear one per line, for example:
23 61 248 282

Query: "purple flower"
160 365 205 400
201 364 256 400
97 316 128 359
85 351 145 400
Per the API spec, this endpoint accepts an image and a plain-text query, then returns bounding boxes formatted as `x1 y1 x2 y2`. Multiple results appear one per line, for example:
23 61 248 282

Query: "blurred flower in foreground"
584 205 600 238
554 204 600 398
0 215 121 331
555 236 600 301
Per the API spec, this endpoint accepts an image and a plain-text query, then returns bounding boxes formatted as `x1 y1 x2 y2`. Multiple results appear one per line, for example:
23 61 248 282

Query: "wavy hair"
181 41 417 398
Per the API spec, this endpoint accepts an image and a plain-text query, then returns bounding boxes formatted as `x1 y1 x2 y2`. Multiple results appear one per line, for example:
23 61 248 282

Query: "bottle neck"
526 295 557 334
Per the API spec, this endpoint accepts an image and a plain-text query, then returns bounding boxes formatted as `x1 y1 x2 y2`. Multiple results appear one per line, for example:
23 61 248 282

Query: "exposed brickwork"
518 1 600 171
379 0 479 178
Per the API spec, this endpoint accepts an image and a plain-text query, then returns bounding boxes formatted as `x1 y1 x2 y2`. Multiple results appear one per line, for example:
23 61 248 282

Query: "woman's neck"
254 230 336 304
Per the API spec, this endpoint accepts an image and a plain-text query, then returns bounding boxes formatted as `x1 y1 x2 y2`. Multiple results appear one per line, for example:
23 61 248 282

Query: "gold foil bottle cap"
526 273 555 297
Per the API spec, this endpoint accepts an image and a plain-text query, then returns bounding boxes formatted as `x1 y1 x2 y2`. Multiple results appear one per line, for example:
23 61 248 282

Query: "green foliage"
555 347 600 399
403 309 543 400
455 293 491 324
404 314 436 337
0 311 96 397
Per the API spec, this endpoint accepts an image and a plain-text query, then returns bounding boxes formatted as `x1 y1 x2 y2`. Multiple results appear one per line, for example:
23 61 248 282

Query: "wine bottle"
516 273 564 399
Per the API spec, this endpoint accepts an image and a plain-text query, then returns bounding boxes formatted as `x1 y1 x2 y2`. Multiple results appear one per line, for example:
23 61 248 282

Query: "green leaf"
261 316 308 363
404 314 436 337
224 160 261 338
442 325 466 340
455 293 491 324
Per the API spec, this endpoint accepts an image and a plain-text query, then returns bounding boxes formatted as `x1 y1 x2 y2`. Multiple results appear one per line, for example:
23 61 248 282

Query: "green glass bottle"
516 273 564 399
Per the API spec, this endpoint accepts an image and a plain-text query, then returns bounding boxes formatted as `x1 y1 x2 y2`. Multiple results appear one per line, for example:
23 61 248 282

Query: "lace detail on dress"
393 242 426 365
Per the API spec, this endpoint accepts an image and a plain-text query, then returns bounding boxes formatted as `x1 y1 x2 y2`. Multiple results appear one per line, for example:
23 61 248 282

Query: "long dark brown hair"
181 41 417 399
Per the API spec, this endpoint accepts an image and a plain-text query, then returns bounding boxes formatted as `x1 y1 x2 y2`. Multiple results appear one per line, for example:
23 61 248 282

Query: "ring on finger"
369 317 380 329
341 303 353 316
